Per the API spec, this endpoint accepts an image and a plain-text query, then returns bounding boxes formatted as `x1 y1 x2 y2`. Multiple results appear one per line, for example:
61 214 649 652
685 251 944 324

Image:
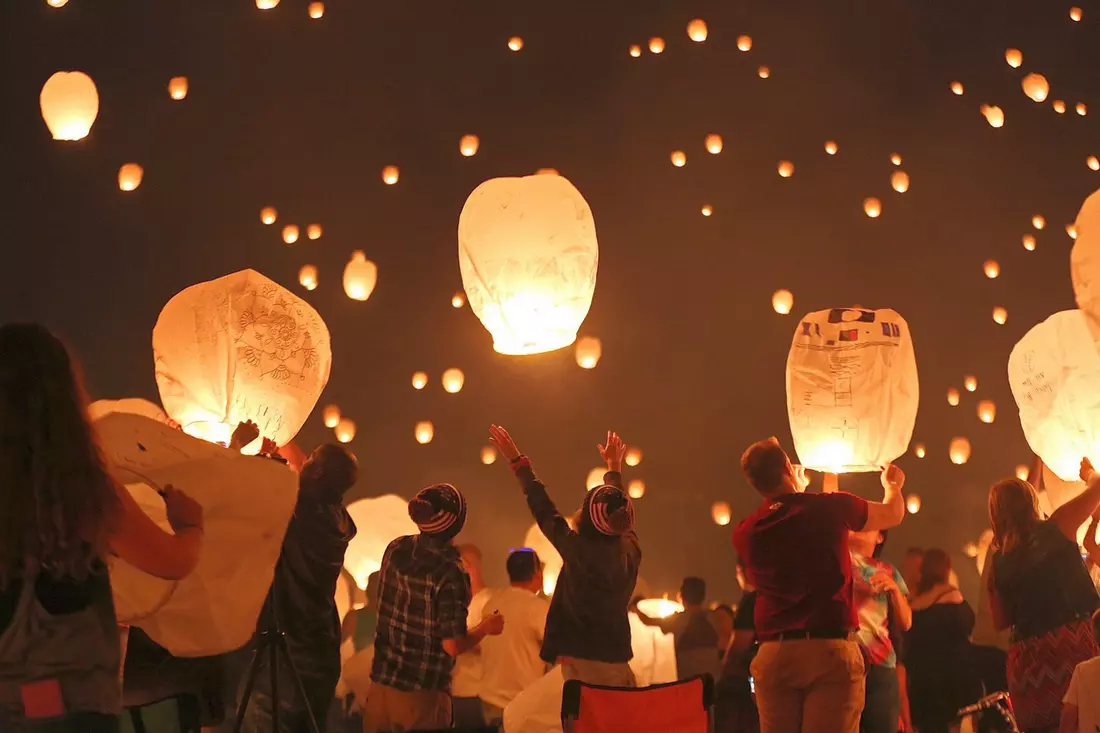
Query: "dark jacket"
512 460 641 664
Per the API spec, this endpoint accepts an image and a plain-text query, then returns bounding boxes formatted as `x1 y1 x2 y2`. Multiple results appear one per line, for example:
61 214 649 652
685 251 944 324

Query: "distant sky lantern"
381 166 399 185
993 306 1008 325
914 443 926 459
458 174 598 355
648 37 665 54
906 495 922 514
452 292 465 308
411 371 428 390
737 35 753 52
117 163 144 192
480 446 497 465
574 336 602 369
772 289 794 315
625 447 643 467
415 421 434 445
786 308 918 473
1071 6 1083 21
629 45 641 57
891 171 910 193
705 134 723 154
256 0 279 8
1022 73 1049 103
981 105 1005 128
1032 215 1046 230
459 134 480 157
168 76 188 100
298 265 318 291
342 250 377 301
670 150 687 167
441 368 465 394
863 198 882 218
687 19 708 42
152 269 331 452
964 542 979 558
306 224 322 240
1015 464 1029 480
890 153 902 166
947 387 961 406
261 206 277 225
1077 102 1088 117
1068 224 1078 240
777 161 794 178
40 71 99 141
757 66 770 79
1088 156 1099 171
322 405 341 429
627 479 646 499
1023 234 1037 251
335 418 355 443
508 36 524 51
47 0 69 6
825 141 838 155
586 468 606 491
964 375 978 392
951 81 964 96
308 1 324 18
1054 100 1067 114
701 205 713 217
978 400 996 424
282 225 299 245
1005 48 1023 68
984 260 1000 279
950 437 971 465
712 502 732 526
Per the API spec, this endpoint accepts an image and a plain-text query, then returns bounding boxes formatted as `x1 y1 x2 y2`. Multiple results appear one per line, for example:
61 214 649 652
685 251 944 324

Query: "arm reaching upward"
863 464 907 531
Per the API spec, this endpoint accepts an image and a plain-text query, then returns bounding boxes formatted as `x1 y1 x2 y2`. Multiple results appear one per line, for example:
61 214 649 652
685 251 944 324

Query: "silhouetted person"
634 577 721 680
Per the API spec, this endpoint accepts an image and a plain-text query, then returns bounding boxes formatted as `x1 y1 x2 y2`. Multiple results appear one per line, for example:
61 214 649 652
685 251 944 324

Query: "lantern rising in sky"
1015 464 1029 481
625 446 643 467
863 198 882 218
1005 48 1023 68
701 205 713 217
772 289 794 315
1023 234 1037 251
906 495 922 514
441 368 465 394
411 371 428 390
40 71 99 141
951 81 964 96
575 336 602 369
891 171 910 193
452 292 465 308
480 446 497 465
415 421 434 445
335 418 355 443
322 404 341 429
381 166 400 185
629 45 641 58
890 153 902 166
981 105 1005 128
758 66 770 79
914 443 926 459
256 0 279 8
687 19 708 42
1068 224 1079 240
47 0 69 6
649 37 665 54
627 479 646 499
458 174 599 356
1071 6 1083 21
459 135 480 157
1078 103 1089 117
168 76 188 101
712 502 732 526
1054 100 1067 114
978 400 996 424
737 35 753 52
1033 215 1046 230
508 36 524 51
671 150 687 167
118 163 144 192
282 225 299 245
298 265 318 291
947 388 960 406
705 134 723 154
308 1 324 18
1088 156 1099 172
964 375 978 392
1022 73 1050 103
950 438 971 465
777 161 794 178
260 206 277 225
306 224 322 241
984 260 1000 279
993 306 1008 325
343 251 377 301
825 141 838 155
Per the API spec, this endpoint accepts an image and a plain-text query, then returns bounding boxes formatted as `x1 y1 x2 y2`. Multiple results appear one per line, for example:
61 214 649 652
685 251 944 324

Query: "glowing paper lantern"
458 174 599 355
777 161 794 178
978 400 996 424
964 376 978 392
758 66 770 79
308 1 324 18
1071 7 1083 21
772 289 794 315
1088 157 1099 171
381 166 399 185
1054 100 1067 114
343 251 377 301
260 206 277 225
890 153 902 166
629 45 641 58
950 437 971 465
441 368 465 394
1068 224 1079 240
118 163 144 192
948 388 961 406
47 0 69 7
322 405 341 429
981 105 1005 128
335 418 356 443
687 19 708 42
864 198 882 218
452 292 465 308
1023 234 1037 251
1022 73 1049 103
914 443 926 458
282 225 299 245
153 269 332 451
625 447 643 467
298 265 318 291
983 260 1000 279
40 71 99 141
1015 464 1029 480
825 141 838 155
993 306 1008 325
168 77 188 101
627 479 645 499
1005 48 1023 68
701 205 713 217
307 224 322 241
1033 215 1046 230
415 421 434 444
575 336 602 369
786 308 919 472
891 171 910 193
637 598 684 620
1071 189 1100 340
671 150 687 167
524 523 563 595
1076 102 1088 117
951 81 965 96
459 135 480 157
964 542 979 558
411 371 428 390
705 134 723 154
649 37 665 54
480 446 497 465
586 468 606 491
906 495 922 514
508 36 524 52
346 496 419 587
732 35 751 52
712 501 732 526
256 0 279 8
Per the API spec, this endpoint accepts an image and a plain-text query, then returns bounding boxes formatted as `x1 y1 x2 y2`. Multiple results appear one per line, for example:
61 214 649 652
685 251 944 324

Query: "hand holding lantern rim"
880 463 905 493
228 420 260 452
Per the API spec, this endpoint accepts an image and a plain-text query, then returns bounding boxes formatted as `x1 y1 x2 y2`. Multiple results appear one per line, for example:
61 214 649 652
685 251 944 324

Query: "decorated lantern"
442 368 465 393
415 421 434 444
152 270 330 452
345 495 419 587
687 19 708 42
343 251 377 301
40 71 99 141
712 501 732 526
786 307 919 472
335 418 356 443
168 76 188 100
627 479 646 499
524 523 563 595
118 163 144 192
1022 73 1050 102
411 371 428 390
949 437 971 465
772 289 794 315
458 174 599 355
575 337 602 369
322 404 341 429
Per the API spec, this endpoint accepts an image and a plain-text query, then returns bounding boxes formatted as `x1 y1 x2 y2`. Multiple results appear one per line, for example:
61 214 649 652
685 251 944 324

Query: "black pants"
0 713 120 733
861 664 900 733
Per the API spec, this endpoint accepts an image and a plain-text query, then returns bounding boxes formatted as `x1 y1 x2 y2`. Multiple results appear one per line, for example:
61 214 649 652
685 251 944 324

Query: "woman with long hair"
986 460 1100 733
0 323 205 732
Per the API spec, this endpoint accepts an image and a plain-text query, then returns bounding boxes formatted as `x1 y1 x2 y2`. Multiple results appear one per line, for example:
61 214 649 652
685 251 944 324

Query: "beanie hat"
584 484 635 536
409 483 467 538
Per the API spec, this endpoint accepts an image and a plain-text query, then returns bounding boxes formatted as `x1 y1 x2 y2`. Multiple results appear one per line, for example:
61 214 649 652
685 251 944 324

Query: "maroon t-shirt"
733 492 870 640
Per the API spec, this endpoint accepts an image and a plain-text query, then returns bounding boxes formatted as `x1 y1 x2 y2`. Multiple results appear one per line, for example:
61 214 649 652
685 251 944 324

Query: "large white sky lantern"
1008 310 1100 481
153 269 332 451
345 495 418 589
40 71 99 141
1070 189 1100 342
458 174 599 356
786 307 919 473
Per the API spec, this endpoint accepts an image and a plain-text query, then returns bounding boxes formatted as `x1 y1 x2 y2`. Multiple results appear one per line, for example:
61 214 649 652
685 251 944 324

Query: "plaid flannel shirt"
370 534 471 692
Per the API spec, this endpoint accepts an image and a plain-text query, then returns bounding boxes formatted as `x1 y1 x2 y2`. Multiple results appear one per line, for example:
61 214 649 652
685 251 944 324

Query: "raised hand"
1081 457 1095 484
881 463 905 493
229 420 260 452
599 431 628 473
488 425 522 461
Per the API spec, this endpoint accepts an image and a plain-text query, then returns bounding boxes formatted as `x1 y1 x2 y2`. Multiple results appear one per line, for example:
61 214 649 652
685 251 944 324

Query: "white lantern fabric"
629 612 678 686
40 71 99 141
523 522 563 596
458 174 599 355
345 495 418 589
786 307 919 472
95 412 297 656
88 397 170 424
1008 310 1100 481
1070 188 1100 342
153 269 332 451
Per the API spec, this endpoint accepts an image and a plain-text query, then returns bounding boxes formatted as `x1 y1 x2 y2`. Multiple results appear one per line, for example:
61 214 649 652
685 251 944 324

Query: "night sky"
3 0 1098 603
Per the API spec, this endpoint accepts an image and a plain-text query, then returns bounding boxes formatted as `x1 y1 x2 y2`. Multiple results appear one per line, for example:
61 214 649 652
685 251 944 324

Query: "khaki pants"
750 638 865 733
562 658 637 688
363 683 451 733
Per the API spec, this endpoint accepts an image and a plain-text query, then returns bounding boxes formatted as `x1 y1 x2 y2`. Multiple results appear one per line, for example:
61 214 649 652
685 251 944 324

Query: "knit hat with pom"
408 483 467 539
584 484 635 536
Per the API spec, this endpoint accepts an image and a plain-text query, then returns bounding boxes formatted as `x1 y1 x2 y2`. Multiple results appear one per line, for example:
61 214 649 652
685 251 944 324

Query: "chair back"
562 675 714 733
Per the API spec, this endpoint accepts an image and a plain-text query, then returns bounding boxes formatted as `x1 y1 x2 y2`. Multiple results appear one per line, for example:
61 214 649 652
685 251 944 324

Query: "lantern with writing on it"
345 495 418 588
40 71 99 141
1008 309 1100 481
458 174 599 356
153 269 331 452
786 308 919 473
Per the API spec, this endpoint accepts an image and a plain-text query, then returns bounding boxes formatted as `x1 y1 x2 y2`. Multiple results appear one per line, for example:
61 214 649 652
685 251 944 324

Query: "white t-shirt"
1064 656 1100 733
478 586 551 710
451 587 494 698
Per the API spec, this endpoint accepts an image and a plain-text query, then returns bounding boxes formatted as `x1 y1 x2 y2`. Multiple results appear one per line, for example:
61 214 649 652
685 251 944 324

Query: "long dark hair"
988 478 1041 554
0 324 120 584
916 548 953 595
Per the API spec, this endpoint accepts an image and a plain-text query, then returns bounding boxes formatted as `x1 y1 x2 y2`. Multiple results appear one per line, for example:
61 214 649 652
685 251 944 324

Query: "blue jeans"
860 664 900 733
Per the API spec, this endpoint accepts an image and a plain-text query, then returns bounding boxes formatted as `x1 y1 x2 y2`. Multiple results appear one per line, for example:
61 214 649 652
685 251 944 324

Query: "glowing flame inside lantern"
637 597 684 619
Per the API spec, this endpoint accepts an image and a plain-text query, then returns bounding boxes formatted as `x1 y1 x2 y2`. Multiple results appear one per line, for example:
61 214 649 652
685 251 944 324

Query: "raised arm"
1050 458 1100 543
862 464 907 532
109 482 204 580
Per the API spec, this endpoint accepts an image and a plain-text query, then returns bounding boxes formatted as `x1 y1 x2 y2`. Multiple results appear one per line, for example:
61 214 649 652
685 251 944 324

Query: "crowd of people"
2 323 1100 733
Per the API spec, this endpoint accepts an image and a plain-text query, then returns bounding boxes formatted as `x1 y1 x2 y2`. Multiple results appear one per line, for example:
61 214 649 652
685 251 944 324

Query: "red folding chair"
561 675 715 733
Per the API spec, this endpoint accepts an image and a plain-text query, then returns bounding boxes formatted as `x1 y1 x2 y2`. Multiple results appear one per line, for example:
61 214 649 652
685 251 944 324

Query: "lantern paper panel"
346 495 419 588
1070 189 1100 342
152 269 332 452
786 307 919 473
524 522 563 596
1008 309 1100 481
40 71 99 141
458 174 599 356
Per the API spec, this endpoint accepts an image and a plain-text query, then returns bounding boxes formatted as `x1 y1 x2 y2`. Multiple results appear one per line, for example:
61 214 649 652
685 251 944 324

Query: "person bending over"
489 425 640 687
634 576 721 680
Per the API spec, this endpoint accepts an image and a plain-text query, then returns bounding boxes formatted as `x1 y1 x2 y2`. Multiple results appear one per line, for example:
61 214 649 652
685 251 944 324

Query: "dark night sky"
2 0 1098 602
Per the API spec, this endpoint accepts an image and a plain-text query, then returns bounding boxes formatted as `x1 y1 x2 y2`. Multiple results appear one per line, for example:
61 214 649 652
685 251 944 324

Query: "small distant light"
757 66 770 79
701 205 713 217
508 36 524 52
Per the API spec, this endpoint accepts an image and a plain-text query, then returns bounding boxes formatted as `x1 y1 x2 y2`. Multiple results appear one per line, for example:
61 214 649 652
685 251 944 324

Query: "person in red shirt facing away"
732 437 907 733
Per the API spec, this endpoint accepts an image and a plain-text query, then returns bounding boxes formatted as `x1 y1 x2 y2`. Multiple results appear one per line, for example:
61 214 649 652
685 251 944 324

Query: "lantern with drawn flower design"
153 269 332 452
